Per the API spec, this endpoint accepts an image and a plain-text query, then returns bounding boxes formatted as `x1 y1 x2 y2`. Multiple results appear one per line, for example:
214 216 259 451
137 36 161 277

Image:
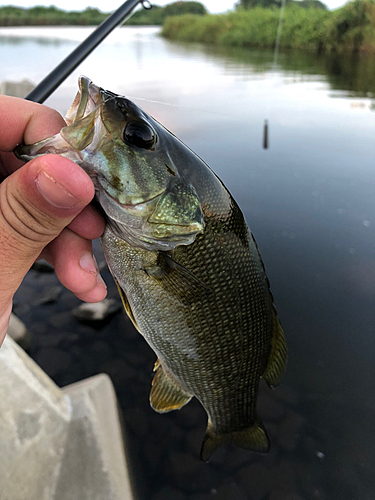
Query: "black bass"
16 76 287 461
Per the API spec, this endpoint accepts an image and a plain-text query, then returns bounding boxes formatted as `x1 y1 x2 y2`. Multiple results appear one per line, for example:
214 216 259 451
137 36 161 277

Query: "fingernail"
79 253 107 290
96 273 107 290
79 252 97 275
36 170 80 209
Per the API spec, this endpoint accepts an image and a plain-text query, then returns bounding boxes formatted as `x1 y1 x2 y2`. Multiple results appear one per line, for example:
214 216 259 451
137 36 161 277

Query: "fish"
15 76 287 461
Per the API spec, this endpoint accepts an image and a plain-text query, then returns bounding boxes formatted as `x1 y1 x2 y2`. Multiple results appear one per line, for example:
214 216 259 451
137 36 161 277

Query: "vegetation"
128 1 206 25
0 5 108 26
1 0 375 54
238 0 327 8
162 0 375 53
0 1 207 27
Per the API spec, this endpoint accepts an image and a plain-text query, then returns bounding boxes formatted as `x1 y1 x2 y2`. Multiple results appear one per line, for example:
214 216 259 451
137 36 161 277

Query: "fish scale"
15 76 287 461
103 197 274 442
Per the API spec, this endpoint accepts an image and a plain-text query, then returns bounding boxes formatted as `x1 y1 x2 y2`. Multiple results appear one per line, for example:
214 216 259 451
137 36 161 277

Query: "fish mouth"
65 76 106 125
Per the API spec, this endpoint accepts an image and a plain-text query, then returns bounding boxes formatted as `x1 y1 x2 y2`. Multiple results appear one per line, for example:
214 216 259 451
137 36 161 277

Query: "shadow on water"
171 39 375 98
0 34 76 46
5 27 375 499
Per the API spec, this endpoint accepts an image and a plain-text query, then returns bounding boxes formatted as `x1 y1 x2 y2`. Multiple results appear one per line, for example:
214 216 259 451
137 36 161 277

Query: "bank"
161 0 375 53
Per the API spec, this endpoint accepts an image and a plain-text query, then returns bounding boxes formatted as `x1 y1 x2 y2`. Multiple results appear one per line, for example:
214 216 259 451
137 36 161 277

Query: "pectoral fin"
150 364 192 413
262 310 287 388
143 252 211 305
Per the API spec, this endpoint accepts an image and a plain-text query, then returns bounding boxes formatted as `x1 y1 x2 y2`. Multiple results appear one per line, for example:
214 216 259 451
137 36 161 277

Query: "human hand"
0 96 107 346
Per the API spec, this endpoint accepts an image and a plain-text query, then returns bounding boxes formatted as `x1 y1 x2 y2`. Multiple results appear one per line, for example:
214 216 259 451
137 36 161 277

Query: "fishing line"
263 0 286 149
127 95 237 118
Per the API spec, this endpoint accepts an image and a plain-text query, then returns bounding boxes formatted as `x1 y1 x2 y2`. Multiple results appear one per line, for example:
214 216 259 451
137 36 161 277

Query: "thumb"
0 154 94 313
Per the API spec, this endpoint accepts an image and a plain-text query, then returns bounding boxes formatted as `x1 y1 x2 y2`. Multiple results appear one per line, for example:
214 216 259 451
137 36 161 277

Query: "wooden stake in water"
263 119 269 149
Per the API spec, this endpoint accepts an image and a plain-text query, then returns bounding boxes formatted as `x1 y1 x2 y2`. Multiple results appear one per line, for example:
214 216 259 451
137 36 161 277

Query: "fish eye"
123 121 156 150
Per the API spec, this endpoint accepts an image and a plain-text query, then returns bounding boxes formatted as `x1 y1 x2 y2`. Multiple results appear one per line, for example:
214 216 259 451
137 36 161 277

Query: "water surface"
1 26 375 500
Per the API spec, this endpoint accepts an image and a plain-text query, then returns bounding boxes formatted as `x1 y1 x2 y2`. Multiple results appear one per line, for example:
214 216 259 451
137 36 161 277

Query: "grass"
162 0 375 53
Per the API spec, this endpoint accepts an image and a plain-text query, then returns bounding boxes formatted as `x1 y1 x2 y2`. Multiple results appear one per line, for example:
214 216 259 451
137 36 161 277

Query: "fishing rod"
25 0 151 104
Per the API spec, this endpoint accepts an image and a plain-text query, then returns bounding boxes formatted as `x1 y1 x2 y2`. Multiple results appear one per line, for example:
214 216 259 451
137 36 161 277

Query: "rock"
258 389 286 423
35 348 73 378
90 340 113 362
39 286 63 304
0 78 35 98
123 407 150 438
166 450 219 493
72 298 122 322
101 358 138 386
153 486 186 500
236 462 273 498
97 260 109 272
212 480 249 500
7 313 33 351
31 259 55 273
142 441 164 476
276 411 305 452
270 462 298 498
270 494 303 500
48 311 72 329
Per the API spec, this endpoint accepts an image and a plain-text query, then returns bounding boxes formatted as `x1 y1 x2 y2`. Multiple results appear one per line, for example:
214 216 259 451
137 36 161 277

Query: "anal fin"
150 364 192 413
262 310 287 388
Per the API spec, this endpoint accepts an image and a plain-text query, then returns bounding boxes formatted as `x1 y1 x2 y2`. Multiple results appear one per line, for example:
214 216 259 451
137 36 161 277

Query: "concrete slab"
58 374 134 500
0 336 134 500
0 336 71 500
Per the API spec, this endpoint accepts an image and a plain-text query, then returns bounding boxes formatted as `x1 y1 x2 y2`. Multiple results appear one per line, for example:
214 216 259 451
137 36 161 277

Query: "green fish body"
16 77 287 461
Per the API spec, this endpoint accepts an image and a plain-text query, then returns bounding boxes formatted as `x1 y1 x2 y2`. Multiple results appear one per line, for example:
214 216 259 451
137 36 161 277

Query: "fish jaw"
65 75 102 125
14 133 82 163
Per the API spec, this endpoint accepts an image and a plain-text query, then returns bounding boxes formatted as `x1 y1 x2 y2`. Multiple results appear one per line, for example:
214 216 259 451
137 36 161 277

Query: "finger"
45 228 107 300
0 95 65 151
0 95 66 177
67 204 105 240
0 154 94 314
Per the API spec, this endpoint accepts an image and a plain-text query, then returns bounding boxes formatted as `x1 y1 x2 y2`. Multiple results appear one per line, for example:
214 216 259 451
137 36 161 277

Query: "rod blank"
26 0 144 104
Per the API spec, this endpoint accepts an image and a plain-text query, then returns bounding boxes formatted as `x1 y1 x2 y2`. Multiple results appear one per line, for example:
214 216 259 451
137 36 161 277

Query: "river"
1 25 375 499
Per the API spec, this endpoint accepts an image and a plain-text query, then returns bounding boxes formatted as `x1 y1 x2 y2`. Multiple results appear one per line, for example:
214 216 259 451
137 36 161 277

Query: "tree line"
0 1 207 27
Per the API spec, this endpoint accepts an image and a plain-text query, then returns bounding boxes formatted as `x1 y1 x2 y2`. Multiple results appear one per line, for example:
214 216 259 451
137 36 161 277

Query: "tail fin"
200 417 270 462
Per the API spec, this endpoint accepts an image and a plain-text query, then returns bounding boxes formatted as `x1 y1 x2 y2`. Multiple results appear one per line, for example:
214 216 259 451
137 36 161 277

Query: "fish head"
15 76 204 251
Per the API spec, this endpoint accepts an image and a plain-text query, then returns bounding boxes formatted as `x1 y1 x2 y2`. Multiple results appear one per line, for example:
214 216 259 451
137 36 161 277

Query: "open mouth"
65 76 103 125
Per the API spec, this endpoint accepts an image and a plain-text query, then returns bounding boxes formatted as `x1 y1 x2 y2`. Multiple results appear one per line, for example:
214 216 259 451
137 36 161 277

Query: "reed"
162 0 375 53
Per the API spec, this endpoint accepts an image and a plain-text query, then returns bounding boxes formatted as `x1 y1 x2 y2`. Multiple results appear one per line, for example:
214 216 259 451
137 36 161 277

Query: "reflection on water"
2 26 375 499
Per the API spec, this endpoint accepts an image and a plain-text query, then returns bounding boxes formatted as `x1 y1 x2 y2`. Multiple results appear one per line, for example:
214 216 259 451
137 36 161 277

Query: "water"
2 26 375 499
